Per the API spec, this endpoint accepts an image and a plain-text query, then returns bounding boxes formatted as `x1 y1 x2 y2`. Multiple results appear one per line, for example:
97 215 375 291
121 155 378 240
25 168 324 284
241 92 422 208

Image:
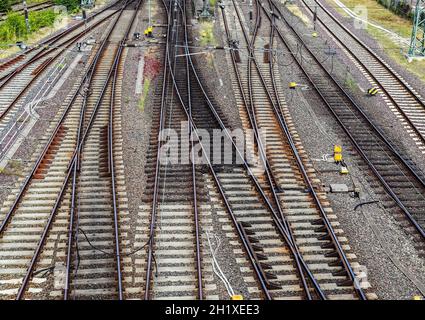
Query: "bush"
0 0 12 12
29 9 57 32
376 0 413 20
2 13 27 40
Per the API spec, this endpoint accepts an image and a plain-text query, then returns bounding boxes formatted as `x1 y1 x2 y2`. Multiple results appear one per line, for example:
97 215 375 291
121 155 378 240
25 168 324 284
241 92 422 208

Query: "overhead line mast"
408 0 425 60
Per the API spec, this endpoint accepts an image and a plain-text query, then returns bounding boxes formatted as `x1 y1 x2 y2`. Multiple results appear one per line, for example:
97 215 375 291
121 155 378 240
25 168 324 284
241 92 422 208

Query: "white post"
23 0 30 33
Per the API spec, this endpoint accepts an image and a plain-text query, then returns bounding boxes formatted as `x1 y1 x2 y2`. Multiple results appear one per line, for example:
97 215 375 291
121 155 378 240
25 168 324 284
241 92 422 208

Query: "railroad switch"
367 87 379 96
289 82 297 89
231 295 244 300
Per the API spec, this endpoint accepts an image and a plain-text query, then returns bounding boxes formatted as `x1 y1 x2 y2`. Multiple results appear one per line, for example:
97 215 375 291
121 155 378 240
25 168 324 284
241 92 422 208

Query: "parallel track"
261 0 425 239
296 0 425 151
221 0 372 300
137 0 374 300
0 0 123 75
0 1 54 21
0 2 124 172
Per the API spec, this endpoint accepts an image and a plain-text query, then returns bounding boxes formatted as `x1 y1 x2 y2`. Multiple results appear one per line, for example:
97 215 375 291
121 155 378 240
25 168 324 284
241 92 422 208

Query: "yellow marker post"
289 82 297 89
368 87 379 96
312 32 318 38
231 295 243 300
413 296 423 300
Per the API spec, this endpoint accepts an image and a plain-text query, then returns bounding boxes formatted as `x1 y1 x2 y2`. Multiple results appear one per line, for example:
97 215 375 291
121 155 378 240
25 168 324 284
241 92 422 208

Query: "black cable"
354 200 379 211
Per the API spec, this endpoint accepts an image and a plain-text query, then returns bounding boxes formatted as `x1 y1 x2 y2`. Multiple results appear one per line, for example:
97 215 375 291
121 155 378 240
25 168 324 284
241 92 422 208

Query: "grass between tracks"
198 21 217 68
325 0 425 83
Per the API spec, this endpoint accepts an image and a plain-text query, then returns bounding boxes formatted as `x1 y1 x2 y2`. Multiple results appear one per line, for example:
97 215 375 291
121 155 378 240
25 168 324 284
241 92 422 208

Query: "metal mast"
408 0 425 59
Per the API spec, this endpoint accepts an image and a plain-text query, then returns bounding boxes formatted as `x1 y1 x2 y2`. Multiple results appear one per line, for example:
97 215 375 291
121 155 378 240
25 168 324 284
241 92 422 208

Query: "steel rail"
145 0 204 300
248 0 323 300
149 0 278 299
265 0 367 297
223 0 322 299
290 0 425 146
0 0 132 236
162 0 273 298
231 0 367 299
180 1 204 300
144 0 173 300
16 0 136 299
262 0 425 239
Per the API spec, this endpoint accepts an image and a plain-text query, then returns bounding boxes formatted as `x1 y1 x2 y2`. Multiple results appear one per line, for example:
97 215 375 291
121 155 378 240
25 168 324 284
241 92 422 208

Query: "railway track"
0 1 54 21
295 0 425 152
125 0 375 300
0 2 125 171
260 0 425 240
133 0 215 300
0 0 138 299
221 0 374 300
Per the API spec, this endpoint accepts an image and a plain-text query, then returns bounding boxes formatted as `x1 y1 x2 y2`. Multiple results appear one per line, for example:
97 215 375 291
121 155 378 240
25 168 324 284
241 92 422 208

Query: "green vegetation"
0 9 58 46
199 21 216 47
368 27 425 82
344 74 357 91
139 78 151 112
331 0 412 37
